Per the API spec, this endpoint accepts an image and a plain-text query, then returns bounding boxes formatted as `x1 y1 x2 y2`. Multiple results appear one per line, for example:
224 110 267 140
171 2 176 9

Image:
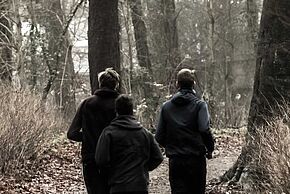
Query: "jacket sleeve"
148 132 163 171
197 101 215 153
67 101 84 142
155 106 167 147
95 129 111 168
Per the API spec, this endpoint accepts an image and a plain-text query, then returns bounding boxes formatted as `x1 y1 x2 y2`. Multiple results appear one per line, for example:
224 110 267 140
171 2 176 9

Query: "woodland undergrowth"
0 85 64 174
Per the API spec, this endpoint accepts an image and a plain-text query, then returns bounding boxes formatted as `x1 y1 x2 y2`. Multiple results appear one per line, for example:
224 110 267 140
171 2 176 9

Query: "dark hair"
98 68 120 90
177 68 195 89
116 94 134 115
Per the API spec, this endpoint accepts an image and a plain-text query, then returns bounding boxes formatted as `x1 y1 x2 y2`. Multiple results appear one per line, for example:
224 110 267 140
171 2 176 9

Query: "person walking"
155 68 214 194
67 68 120 194
95 95 163 194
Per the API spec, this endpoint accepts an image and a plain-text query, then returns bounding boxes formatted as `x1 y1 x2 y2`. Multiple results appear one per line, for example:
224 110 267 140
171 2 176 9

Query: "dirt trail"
0 132 243 194
149 154 239 193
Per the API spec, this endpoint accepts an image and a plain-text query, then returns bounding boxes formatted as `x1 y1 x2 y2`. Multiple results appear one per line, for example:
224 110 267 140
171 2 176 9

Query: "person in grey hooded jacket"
95 95 163 194
155 68 214 194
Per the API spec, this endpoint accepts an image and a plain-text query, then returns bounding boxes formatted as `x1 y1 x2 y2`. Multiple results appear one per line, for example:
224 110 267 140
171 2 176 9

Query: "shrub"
0 85 64 174
249 116 290 193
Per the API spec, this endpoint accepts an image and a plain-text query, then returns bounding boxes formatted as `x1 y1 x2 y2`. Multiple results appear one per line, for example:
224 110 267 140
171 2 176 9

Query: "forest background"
1 0 290 193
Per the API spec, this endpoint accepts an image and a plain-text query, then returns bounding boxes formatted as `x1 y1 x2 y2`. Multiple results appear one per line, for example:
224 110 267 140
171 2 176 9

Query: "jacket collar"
178 88 196 95
94 88 119 98
111 115 142 130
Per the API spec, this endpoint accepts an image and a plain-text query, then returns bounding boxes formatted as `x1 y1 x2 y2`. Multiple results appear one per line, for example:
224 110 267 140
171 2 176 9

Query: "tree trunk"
224 0 234 127
246 0 259 43
129 0 152 73
40 0 76 120
59 45 76 120
13 0 25 89
161 0 181 93
222 0 290 183
52 0 76 120
205 0 218 125
121 1 133 94
27 0 38 90
0 1 12 82
145 0 167 84
129 0 156 128
88 0 120 94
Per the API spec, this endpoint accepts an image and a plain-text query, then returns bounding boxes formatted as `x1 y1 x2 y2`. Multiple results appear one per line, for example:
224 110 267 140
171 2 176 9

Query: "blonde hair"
98 68 120 90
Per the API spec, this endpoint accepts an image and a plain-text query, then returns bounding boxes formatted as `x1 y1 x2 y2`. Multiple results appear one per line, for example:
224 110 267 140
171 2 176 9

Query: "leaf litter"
0 129 245 193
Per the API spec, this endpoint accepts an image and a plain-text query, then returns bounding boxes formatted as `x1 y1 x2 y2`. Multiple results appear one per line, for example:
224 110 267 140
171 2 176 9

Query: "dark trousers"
169 156 206 194
83 160 109 194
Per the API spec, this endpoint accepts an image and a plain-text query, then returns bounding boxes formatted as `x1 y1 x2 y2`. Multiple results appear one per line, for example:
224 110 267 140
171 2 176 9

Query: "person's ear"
176 81 179 89
115 82 120 90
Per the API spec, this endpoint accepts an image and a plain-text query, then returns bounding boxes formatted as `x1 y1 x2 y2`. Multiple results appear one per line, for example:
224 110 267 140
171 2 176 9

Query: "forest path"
0 130 243 194
149 155 239 194
149 131 242 193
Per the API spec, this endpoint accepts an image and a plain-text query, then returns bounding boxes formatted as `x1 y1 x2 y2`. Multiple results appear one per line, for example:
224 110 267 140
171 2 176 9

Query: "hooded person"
155 68 214 194
67 68 120 194
95 95 163 194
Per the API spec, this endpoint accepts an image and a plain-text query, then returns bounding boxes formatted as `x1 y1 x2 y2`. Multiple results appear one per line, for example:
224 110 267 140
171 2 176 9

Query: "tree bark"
40 0 76 120
59 45 76 120
88 0 120 94
205 0 219 125
0 1 12 82
161 0 181 93
224 0 234 126
145 0 167 84
246 0 259 43
13 0 25 89
222 0 290 183
129 0 152 74
129 0 156 128
27 0 38 90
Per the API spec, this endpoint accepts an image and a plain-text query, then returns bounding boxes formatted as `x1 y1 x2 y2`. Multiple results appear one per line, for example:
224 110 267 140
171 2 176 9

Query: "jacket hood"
94 88 119 98
110 115 143 130
171 89 197 106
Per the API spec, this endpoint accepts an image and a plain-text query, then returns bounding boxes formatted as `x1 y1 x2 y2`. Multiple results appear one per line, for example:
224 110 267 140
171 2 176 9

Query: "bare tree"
27 0 39 89
129 0 156 128
222 0 290 183
246 0 259 43
129 0 152 74
161 0 181 93
39 0 77 120
88 0 120 93
0 1 12 82
120 0 134 93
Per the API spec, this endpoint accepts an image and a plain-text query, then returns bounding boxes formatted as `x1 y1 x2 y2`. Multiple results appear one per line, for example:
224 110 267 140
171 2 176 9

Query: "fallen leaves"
0 135 85 193
0 129 246 193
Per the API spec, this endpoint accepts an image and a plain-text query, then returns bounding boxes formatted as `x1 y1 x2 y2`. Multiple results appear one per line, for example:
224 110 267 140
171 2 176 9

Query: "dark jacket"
67 88 119 161
95 115 163 193
155 89 214 158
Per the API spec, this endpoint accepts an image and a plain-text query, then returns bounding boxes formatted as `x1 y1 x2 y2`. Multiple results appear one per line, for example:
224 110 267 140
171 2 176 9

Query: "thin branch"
42 0 85 101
